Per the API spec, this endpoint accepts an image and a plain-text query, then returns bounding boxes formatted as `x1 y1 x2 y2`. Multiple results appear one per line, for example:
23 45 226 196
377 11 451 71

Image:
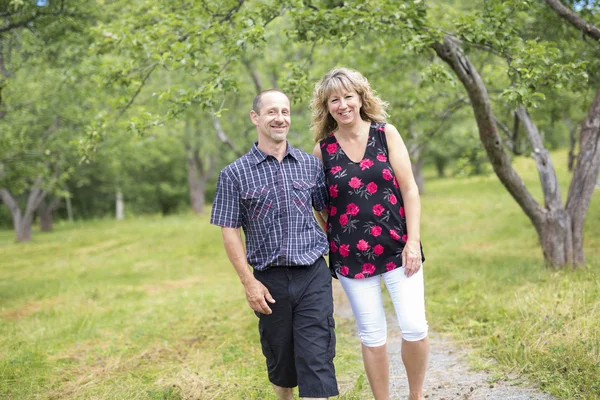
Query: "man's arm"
222 227 275 314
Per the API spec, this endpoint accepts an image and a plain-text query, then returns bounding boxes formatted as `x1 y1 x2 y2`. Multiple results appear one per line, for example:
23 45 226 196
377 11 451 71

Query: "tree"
0 0 98 241
430 0 600 267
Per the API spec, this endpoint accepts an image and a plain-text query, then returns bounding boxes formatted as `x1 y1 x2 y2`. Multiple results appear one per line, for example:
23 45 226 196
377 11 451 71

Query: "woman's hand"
402 240 422 278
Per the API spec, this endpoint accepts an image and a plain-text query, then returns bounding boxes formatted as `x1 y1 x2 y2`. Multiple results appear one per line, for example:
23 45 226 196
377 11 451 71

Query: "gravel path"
332 281 555 400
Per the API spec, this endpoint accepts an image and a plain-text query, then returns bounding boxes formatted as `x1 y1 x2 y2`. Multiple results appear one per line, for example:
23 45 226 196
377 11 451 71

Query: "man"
210 89 338 400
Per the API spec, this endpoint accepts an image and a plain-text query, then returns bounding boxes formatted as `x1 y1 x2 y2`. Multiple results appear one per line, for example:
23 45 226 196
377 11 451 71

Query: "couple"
210 68 429 400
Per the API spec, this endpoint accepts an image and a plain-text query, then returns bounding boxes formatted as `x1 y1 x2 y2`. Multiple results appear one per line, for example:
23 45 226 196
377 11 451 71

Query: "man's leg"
272 385 294 400
254 269 298 394
292 258 338 399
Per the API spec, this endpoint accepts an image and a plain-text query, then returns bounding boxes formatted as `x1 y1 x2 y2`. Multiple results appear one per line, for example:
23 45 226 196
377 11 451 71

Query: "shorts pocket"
292 180 314 215
327 316 336 358
258 322 274 361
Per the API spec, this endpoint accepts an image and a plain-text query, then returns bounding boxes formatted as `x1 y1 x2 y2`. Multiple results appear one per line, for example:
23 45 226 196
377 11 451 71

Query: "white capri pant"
338 266 428 347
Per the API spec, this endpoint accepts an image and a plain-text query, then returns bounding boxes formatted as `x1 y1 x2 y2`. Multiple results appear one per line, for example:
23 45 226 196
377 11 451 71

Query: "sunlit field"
1 151 599 399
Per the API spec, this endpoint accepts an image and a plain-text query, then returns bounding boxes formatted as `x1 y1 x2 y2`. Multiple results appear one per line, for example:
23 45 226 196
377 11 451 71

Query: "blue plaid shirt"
210 142 329 271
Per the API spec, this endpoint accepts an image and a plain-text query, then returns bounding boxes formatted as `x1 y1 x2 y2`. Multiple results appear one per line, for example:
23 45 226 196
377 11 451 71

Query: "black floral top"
319 122 425 279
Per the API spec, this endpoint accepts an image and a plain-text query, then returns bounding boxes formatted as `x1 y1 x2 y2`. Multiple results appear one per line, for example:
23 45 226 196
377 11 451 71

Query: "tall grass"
0 150 598 399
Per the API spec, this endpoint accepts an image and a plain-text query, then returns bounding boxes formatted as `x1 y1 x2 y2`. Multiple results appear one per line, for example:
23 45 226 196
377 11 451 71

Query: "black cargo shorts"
253 257 338 398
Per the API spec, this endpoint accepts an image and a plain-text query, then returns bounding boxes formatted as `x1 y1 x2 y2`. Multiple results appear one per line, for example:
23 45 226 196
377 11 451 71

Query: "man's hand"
244 277 276 314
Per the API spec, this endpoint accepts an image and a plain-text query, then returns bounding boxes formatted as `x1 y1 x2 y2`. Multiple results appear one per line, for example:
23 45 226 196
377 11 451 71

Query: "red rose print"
390 229 401 241
373 244 384 256
349 176 364 189
326 143 338 154
357 239 370 251
331 165 342 174
346 203 360 216
373 204 385 216
377 126 385 132
340 244 350 257
370 226 382 237
386 262 397 271
362 263 376 275
382 169 393 181
340 214 349 226
402 234 408 242
340 266 349 276
329 184 338 198
330 206 337 217
330 241 338 252
376 153 387 162
359 158 374 170
399 206 405 217
393 176 399 188
366 182 378 194
354 273 365 279
389 194 397 205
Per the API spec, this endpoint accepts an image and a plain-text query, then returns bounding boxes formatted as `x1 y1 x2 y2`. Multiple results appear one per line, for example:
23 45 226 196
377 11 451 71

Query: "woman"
311 68 429 400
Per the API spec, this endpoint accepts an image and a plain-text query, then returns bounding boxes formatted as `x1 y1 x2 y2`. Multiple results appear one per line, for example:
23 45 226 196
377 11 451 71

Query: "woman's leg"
338 274 390 400
383 267 429 400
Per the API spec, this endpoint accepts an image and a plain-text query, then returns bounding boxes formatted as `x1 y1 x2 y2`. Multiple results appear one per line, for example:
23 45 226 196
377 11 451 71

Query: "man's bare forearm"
222 227 254 285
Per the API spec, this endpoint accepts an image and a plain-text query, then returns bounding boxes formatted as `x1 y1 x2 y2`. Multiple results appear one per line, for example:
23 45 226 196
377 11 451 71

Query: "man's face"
250 92 291 144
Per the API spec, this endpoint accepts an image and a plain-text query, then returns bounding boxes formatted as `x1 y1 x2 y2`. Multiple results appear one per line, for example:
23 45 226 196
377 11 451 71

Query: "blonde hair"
310 68 389 143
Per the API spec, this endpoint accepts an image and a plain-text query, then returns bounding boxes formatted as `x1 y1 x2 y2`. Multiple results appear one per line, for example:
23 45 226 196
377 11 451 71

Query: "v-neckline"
333 122 373 164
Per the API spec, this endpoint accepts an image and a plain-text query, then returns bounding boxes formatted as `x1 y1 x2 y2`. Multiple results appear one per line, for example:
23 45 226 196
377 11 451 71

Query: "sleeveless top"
319 121 425 279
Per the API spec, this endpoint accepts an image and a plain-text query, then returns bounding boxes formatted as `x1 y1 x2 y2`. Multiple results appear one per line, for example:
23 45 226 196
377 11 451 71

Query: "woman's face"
326 89 362 127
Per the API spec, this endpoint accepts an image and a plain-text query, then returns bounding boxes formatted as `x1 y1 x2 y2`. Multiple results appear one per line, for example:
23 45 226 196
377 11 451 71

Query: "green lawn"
1 151 599 399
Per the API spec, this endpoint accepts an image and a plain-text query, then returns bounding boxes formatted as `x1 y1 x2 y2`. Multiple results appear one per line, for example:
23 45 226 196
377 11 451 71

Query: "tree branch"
544 0 600 41
112 63 157 126
210 113 244 157
432 35 544 227
566 85 600 265
0 188 18 214
515 106 563 210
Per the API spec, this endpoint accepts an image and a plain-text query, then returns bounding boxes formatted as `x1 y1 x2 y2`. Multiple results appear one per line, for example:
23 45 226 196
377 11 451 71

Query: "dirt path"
332 281 555 400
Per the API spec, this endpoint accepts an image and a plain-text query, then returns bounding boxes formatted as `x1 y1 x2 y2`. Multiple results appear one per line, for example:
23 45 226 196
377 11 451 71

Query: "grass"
0 150 599 399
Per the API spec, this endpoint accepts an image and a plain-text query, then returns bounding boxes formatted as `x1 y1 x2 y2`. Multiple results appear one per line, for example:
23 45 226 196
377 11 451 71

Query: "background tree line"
1 0 599 268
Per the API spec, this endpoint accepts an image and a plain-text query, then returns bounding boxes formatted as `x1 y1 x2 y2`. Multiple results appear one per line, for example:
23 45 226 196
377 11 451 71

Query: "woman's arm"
385 123 422 277
312 143 329 232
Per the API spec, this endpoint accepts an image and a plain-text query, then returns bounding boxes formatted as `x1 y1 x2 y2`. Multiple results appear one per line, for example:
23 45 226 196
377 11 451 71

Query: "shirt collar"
250 142 300 165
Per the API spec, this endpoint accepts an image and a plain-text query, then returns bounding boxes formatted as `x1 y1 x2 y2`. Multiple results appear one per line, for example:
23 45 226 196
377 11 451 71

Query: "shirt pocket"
241 186 273 221
291 180 314 215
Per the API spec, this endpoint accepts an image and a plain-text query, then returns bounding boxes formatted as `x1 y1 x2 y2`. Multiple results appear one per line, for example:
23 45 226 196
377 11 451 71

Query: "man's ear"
250 110 259 126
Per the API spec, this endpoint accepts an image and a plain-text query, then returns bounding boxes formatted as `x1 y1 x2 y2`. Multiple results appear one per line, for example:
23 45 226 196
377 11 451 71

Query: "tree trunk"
116 189 124 220
412 158 425 194
0 178 47 242
565 86 600 267
433 155 446 178
537 209 573 269
409 138 425 194
186 147 205 214
37 198 61 232
65 195 73 222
